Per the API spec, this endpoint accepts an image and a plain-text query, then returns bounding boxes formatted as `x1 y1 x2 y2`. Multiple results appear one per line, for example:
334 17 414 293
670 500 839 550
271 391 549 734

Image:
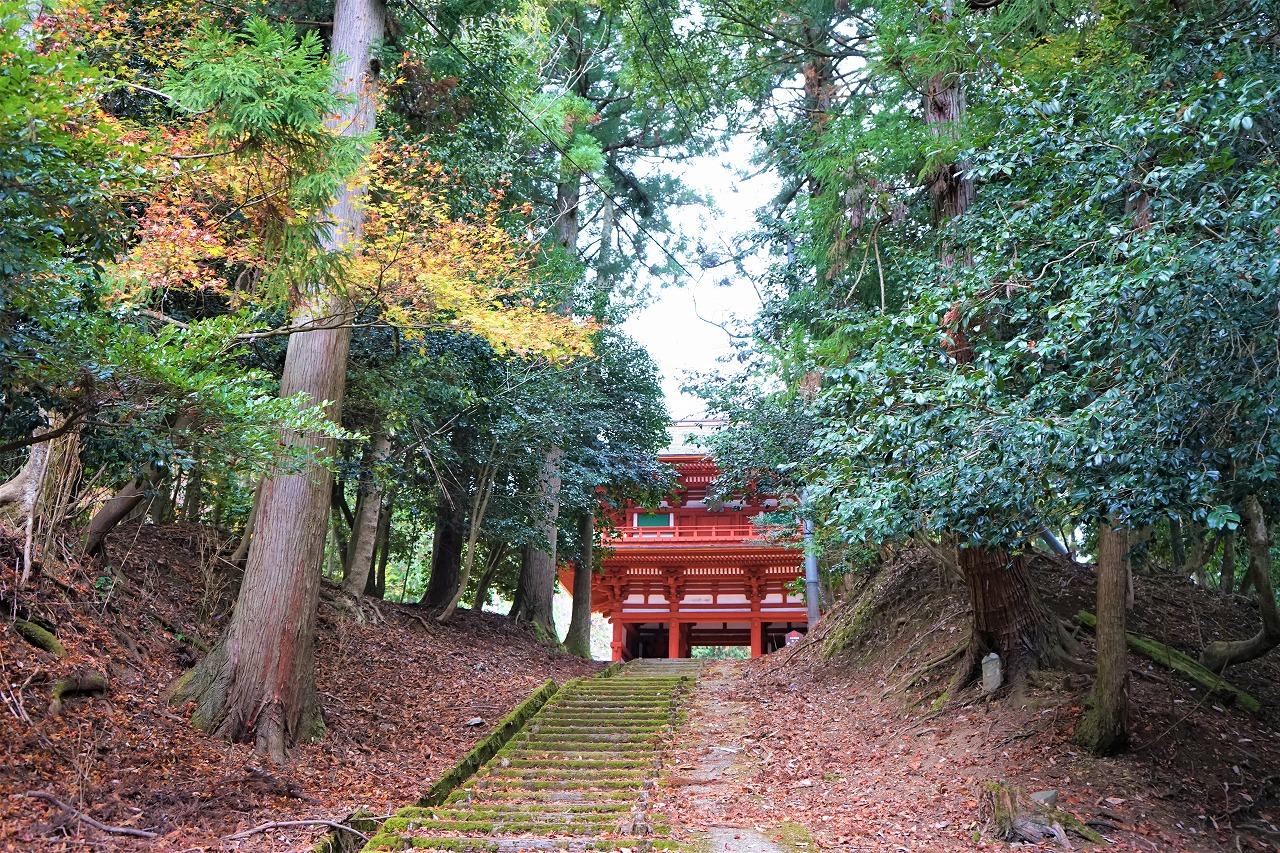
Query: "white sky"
623 134 776 419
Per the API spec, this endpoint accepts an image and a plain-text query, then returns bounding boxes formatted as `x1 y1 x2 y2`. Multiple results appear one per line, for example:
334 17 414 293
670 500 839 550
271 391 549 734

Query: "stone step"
512 739 660 751
501 758 652 771
451 789 636 805
514 732 659 744
379 816 630 835
364 834 679 852
404 804 633 819
471 779 646 792
484 768 647 784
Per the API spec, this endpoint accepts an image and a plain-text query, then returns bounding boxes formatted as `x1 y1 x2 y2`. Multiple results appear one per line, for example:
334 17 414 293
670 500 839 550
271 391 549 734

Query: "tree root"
981 781 1104 846
27 790 158 839
48 671 108 716
1075 610 1260 713
13 620 66 658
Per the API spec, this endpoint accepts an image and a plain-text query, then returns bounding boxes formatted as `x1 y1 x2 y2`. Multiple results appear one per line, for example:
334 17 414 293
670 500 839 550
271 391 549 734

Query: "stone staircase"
363 659 705 852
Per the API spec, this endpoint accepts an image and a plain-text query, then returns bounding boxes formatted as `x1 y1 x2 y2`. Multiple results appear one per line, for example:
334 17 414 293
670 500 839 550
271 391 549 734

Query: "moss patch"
417 679 560 808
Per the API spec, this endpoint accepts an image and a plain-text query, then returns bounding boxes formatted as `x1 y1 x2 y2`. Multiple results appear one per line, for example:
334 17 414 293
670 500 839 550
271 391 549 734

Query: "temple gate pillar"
746 565 765 658
611 619 624 662
664 564 685 659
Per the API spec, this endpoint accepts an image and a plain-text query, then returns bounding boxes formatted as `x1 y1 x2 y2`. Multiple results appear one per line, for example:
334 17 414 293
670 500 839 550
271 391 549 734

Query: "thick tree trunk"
1076 523 1130 755
512 448 562 641
422 502 465 610
342 431 391 596
365 494 393 599
0 420 56 582
564 511 594 657
1201 496 1280 672
923 71 974 227
956 546 1076 690
169 0 384 762
84 470 159 556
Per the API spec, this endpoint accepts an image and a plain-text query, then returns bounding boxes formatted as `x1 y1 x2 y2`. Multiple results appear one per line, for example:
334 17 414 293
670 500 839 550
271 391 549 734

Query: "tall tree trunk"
365 493 393 599
563 510 595 657
1201 496 1280 672
422 502 465 610
181 464 203 522
342 431 392 595
1076 523 1130 755
1219 528 1237 595
471 542 507 614
229 478 264 565
169 0 384 762
439 462 497 622
955 546 1076 690
512 448 562 640
1169 517 1186 570
0 418 56 582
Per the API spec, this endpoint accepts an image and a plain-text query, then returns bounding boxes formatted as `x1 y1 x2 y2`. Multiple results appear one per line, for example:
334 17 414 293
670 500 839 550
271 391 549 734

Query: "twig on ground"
27 791 159 839
223 819 370 841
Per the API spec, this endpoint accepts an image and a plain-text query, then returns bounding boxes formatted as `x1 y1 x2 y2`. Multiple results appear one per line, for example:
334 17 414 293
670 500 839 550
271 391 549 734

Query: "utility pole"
802 490 821 626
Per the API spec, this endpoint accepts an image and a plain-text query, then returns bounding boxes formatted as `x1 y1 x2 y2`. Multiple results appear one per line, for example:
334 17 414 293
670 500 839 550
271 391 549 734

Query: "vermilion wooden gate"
561 453 807 660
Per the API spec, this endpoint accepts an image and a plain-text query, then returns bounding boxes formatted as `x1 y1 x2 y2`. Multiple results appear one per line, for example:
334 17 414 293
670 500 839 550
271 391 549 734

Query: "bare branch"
27 791 159 839
223 819 370 841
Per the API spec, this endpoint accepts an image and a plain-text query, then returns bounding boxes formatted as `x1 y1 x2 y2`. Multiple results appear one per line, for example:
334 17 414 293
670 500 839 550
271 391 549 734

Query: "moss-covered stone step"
397 804 632 819
500 757 652 771
521 723 664 734
545 701 675 706
364 834 682 852
483 770 647 787
532 711 670 723
475 779 647 792
379 817 625 835
365 666 699 853
498 745 659 757
513 732 659 745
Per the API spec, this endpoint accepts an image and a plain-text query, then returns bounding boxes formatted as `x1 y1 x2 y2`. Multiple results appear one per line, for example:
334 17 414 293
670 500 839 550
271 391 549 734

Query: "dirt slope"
0 523 601 852
658 549 1280 852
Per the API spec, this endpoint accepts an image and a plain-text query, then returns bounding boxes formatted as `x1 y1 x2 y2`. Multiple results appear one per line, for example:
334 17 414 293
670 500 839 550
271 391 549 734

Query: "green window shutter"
636 512 672 527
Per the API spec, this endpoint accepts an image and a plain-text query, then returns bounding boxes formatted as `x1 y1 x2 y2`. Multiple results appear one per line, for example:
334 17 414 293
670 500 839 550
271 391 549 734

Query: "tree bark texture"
439 462 496 622
365 492 393 598
1075 523 1130 755
956 546 1075 689
1169 517 1186 570
563 510 594 658
1201 496 1280 672
342 431 391 595
471 542 507 613
1219 528 1237 595
170 0 384 762
512 448 562 641
229 478 264 565
83 470 159 557
422 502 465 610
0 419 58 582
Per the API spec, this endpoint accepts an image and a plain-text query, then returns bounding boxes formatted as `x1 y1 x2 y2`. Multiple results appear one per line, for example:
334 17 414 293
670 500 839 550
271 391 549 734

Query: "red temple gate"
561 453 807 660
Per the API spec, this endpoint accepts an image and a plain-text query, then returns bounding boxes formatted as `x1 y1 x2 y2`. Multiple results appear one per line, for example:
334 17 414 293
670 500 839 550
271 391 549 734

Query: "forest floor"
656 550 1280 853
0 523 602 852
5 524 1280 853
